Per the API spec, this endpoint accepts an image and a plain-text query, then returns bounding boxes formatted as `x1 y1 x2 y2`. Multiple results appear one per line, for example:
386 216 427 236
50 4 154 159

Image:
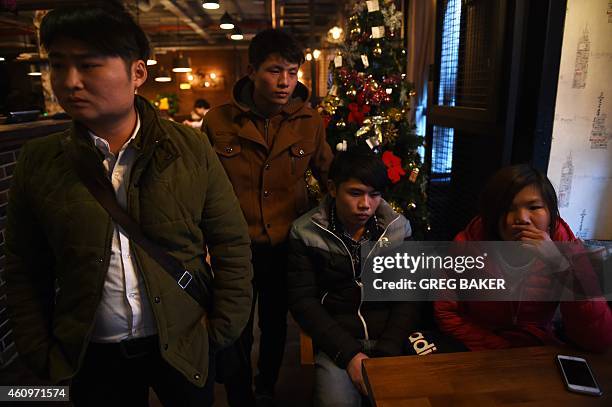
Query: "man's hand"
346 352 369 395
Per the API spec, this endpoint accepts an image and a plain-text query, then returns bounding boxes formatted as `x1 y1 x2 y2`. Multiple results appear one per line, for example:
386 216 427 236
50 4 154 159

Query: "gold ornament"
373 43 382 57
356 116 388 141
321 95 341 115
305 169 323 201
408 167 420 183
388 201 405 215
388 107 402 121
336 119 346 128
383 125 399 143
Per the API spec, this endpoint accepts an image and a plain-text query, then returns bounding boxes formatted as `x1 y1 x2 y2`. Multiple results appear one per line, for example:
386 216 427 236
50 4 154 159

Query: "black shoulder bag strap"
64 139 209 310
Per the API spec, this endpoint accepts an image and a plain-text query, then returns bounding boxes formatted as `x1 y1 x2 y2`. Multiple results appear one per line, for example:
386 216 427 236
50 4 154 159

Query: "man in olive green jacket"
4 4 252 406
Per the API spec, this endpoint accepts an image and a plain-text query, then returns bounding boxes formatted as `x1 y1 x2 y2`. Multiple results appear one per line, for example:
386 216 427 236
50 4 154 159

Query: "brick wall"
0 147 21 367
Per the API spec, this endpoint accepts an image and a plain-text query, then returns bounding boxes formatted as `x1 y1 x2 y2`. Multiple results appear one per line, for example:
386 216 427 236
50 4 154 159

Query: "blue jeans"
313 340 375 407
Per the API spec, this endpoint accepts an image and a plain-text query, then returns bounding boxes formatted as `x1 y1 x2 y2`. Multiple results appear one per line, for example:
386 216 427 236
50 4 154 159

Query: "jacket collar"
311 195 400 233
227 77 314 154
69 94 170 153
230 75 312 118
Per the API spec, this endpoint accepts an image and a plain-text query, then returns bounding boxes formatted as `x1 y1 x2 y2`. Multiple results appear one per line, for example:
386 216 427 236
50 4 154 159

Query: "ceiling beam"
158 0 215 44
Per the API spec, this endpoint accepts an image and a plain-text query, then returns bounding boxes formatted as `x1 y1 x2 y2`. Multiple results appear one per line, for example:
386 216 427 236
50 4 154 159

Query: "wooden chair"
300 330 314 365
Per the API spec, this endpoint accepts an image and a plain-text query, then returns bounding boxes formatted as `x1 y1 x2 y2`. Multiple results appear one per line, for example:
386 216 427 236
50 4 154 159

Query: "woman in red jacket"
434 164 612 352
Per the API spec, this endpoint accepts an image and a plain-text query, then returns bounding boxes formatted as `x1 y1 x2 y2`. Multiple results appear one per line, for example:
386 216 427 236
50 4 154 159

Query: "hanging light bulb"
172 52 192 73
329 26 343 41
305 52 312 61
210 72 217 79
220 12 234 30
312 49 321 60
230 26 244 41
147 49 158 66
155 66 172 82
202 0 220 10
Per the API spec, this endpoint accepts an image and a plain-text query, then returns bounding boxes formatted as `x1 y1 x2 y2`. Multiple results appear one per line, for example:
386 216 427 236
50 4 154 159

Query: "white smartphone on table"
556 354 603 396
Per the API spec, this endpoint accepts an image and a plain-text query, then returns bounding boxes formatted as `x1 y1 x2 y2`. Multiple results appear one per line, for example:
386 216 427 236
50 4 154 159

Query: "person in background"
288 148 421 407
202 28 334 406
183 98 210 128
4 4 252 406
435 164 612 352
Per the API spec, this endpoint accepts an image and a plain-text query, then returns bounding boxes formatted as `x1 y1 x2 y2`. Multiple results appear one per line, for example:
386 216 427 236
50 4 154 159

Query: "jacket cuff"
333 342 363 369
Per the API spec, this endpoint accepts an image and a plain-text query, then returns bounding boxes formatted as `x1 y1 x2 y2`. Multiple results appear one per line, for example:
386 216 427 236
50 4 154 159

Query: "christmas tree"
319 0 428 238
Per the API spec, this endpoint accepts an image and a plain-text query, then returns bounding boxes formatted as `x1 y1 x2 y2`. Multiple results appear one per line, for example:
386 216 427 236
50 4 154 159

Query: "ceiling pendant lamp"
220 12 234 30
230 26 244 41
155 65 172 82
172 52 192 73
27 63 41 76
202 0 220 10
146 50 158 66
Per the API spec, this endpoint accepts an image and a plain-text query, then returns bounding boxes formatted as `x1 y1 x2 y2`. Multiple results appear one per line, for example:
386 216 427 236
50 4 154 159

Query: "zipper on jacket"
311 220 370 340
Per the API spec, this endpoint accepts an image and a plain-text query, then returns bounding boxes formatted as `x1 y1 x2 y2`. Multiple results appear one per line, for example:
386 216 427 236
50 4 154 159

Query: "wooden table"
363 347 611 406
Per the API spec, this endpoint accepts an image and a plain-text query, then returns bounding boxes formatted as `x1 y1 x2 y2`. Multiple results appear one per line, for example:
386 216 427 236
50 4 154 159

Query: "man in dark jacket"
203 29 333 405
4 4 252 406
288 148 421 406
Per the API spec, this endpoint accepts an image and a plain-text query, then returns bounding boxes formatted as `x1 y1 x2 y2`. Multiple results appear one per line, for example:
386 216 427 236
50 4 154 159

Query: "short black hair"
194 99 210 109
479 164 560 240
329 147 389 192
40 3 150 65
248 29 305 69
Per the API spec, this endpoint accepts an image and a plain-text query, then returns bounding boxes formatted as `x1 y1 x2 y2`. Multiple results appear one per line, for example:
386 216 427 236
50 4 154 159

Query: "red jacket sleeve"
434 301 512 350
561 299 612 352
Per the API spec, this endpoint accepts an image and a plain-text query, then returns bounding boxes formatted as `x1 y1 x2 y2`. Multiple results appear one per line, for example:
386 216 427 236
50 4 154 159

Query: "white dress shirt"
89 115 158 343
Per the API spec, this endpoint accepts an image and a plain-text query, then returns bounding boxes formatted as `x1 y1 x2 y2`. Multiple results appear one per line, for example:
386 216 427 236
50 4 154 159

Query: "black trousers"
222 244 289 405
71 336 215 407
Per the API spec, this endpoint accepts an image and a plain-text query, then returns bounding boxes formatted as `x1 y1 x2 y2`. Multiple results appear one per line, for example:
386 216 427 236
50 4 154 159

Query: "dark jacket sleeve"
4 143 57 378
372 302 422 357
198 131 253 349
308 114 333 193
287 231 362 369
